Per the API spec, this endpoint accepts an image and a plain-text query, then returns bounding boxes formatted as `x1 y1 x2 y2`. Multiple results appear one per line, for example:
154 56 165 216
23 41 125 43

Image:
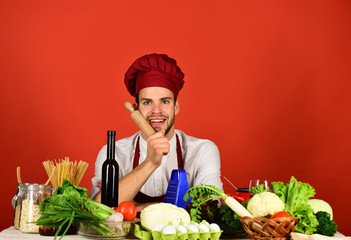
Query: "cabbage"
307 199 333 220
140 203 191 231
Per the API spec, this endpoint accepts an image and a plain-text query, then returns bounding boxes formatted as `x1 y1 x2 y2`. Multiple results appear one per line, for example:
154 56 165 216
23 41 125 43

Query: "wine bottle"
101 131 119 207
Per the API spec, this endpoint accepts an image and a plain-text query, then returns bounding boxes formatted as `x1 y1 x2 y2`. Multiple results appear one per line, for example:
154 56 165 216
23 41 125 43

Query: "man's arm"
193 141 223 191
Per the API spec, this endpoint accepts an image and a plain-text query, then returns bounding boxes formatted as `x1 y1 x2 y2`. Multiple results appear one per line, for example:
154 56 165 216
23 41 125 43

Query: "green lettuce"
34 179 115 240
272 176 318 234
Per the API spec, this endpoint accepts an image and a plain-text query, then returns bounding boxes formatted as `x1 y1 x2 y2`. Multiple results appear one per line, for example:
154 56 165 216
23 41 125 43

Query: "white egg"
152 223 164 232
176 225 188 234
198 223 210 232
209 223 221 232
162 225 176 234
187 224 199 233
202 221 210 226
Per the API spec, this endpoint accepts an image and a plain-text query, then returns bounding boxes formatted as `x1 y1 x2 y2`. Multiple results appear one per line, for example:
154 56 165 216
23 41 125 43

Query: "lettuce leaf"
249 184 269 195
272 176 318 234
271 181 287 203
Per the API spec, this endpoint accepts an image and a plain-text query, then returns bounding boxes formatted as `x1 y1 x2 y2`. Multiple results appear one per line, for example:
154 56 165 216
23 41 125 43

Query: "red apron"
133 134 183 203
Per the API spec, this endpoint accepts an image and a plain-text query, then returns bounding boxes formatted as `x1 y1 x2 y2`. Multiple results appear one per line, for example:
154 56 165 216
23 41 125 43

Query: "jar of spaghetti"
19 184 51 233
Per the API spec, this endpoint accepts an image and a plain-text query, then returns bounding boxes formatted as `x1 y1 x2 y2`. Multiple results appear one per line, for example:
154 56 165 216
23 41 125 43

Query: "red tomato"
116 201 137 221
271 211 291 219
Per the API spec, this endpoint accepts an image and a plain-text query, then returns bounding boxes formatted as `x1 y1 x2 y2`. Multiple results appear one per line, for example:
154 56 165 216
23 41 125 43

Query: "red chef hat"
124 53 185 98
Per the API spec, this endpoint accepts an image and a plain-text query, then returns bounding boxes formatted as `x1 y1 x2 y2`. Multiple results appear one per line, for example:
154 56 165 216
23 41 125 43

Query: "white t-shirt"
89 129 223 199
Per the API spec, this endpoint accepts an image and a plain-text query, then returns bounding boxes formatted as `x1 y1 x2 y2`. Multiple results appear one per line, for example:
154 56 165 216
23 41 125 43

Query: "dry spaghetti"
43 157 88 188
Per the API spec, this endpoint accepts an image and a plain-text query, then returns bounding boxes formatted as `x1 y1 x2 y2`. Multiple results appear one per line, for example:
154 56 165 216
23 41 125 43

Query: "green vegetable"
34 179 115 240
184 185 226 222
291 204 318 234
308 199 333 220
250 177 338 236
316 211 337 236
284 177 315 213
265 177 317 234
249 184 269 195
217 203 243 231
184 185 253 223
271 181 288 203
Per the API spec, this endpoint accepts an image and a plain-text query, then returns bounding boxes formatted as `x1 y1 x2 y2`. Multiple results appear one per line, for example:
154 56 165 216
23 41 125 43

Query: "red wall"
1 0 350 235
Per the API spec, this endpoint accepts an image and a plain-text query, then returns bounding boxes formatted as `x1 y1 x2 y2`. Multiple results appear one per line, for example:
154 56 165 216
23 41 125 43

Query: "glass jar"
19 183 51 233
12 183 24 230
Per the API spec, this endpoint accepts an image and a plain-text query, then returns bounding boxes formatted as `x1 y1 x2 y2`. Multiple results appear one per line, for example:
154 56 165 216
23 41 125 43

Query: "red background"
1 0 350 235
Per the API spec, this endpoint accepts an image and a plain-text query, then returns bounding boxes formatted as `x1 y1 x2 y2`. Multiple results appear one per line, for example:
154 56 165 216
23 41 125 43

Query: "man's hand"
94 130 170 204
145 129 170 167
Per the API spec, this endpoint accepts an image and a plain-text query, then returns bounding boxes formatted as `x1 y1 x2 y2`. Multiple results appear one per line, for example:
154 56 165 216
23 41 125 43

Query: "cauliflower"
140 203 190 231
247 192 285 217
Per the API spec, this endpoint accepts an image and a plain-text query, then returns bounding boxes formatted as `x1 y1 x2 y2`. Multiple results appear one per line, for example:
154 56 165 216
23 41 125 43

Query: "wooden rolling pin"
124 101 156 138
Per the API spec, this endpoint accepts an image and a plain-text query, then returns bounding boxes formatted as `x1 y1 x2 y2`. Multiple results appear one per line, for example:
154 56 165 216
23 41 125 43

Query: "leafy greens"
184 185 227 222
251 176 319 234
34 179 115 240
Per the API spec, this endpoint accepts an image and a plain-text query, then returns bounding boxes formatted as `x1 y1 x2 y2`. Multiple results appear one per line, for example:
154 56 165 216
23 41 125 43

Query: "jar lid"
20 183 51 191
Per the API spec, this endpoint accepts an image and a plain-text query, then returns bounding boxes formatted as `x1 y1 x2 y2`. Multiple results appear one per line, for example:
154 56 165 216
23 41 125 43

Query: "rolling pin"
124 101 156 138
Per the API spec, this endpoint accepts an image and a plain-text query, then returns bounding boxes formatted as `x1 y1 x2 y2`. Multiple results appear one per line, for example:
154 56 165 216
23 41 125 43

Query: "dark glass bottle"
101 131 119 207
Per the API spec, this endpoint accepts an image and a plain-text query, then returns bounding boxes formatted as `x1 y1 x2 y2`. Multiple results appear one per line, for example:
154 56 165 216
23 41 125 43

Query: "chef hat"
124 53 185 98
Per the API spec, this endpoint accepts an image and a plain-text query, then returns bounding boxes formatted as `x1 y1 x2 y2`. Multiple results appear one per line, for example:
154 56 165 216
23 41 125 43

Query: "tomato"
116 201 137 221
271 211 291 219
270 211 291 234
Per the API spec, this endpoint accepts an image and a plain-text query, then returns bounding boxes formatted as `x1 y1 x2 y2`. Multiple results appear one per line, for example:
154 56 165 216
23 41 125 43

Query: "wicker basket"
240 216 299 240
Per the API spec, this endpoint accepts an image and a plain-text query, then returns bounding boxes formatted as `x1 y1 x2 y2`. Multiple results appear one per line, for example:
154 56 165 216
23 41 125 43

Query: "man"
90 53 223 210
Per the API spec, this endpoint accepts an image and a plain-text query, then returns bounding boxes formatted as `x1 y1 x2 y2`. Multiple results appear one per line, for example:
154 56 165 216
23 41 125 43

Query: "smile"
150 119 165 123
149 118 166 126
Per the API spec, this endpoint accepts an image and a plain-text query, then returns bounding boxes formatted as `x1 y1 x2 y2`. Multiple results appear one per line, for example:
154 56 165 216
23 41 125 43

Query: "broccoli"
316 211 338 236
218 203 243 230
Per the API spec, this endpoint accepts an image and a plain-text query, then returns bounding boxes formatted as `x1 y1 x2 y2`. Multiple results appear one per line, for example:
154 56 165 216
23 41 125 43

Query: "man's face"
136 87 180 137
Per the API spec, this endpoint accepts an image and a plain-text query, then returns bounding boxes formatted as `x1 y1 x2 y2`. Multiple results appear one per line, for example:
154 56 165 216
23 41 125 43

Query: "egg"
176 225 188 234
209 223 221 232
198 223 210 232
187 224 199 233
152 223 164 232
162 225 176 234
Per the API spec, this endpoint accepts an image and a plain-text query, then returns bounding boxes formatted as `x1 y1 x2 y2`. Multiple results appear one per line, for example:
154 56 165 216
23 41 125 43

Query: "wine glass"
249 179 272 190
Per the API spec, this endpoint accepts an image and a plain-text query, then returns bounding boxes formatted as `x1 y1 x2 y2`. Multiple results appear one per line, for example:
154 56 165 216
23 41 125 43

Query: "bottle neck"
107 131 116 160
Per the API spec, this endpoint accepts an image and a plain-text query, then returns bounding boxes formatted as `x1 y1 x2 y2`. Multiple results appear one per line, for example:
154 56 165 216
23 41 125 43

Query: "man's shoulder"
175 130 218 149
